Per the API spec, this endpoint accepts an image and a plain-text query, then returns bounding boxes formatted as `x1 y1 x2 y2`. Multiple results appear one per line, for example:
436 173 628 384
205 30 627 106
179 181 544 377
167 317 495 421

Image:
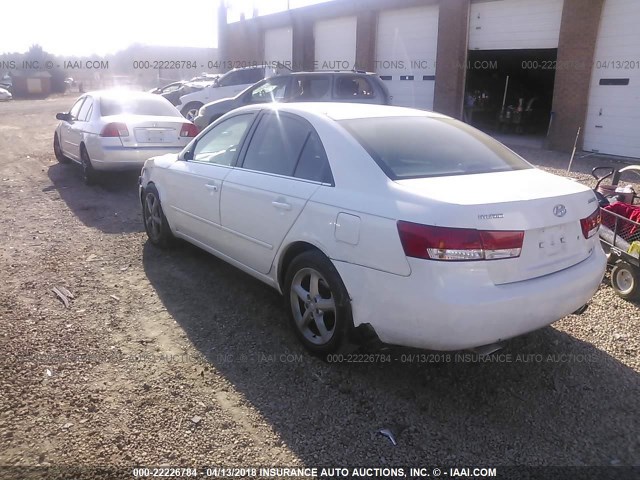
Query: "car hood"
146 153 180 169
201 97 239 114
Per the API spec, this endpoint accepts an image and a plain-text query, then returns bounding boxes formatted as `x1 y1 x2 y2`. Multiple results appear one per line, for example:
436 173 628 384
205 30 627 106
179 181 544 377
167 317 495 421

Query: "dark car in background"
193 71 392 129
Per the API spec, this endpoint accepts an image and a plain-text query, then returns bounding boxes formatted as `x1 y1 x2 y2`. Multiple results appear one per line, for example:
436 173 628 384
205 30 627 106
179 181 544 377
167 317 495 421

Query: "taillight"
580 208 601 239
397 221 524 261
100 122 129 137
180 123 199 137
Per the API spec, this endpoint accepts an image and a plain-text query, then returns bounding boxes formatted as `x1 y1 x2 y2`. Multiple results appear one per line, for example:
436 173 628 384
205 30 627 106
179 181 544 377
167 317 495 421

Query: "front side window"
69 97 85 120
241 68 265 84
339 116 532 180
249 77 289 104
77 97 93 122
218 71 241 87
192 114 254 165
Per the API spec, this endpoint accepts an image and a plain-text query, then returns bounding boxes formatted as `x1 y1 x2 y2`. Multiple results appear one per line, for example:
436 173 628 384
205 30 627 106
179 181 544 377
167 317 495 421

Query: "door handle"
205 183 219 192
271 201 291 211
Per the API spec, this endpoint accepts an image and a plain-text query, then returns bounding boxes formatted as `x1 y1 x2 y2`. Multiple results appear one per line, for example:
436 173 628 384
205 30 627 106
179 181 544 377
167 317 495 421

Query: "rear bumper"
89 145 184 171
334 244 606 351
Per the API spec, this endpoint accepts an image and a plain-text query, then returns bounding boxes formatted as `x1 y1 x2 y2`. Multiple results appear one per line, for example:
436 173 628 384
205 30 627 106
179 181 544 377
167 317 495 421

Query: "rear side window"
339 116 532 179
294 132 333 183
100 97 179 117
291 76 331 100
242 113 309 176
335 76 374 99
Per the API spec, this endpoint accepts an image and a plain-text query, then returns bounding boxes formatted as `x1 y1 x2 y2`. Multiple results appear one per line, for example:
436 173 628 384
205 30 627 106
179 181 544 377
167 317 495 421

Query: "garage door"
314 17 357 70
376 6 439 110
264 27 293 68
469 0 564 50
583 0 640 158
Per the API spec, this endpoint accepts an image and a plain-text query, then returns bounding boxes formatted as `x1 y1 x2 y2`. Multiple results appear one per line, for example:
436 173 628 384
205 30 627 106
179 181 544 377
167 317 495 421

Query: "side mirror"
56 112 72 122
182 148 194 161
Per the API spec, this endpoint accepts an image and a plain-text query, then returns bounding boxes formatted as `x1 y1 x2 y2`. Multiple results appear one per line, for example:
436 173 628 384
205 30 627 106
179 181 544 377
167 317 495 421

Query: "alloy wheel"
289 267 337 346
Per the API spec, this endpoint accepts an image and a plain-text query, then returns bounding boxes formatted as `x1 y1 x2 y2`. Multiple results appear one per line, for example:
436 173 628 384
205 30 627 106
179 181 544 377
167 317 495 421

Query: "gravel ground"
0 97 638 477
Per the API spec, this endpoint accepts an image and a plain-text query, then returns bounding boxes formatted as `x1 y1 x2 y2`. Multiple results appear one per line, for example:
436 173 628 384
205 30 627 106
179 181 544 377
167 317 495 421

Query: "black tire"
54 134 71 164
611 261 640 300
142 183 175 248
80 146 99 185
181 102 203 122
284 250 352 355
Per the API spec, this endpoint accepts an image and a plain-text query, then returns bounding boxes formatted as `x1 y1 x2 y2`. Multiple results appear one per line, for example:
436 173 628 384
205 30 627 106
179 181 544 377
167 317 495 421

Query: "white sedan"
54 90 198 184
139 103 606 354
0 87 12 101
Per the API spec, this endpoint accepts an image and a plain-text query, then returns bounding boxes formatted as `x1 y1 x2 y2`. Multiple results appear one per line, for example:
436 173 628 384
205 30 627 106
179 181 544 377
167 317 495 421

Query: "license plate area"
135 128 170 143
537 224 570 257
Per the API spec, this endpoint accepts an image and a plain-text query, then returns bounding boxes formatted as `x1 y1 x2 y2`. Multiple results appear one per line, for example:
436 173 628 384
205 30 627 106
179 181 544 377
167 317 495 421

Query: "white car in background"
54 91 198 184
0 87 12 101
139 103 605 355
176 65 280 121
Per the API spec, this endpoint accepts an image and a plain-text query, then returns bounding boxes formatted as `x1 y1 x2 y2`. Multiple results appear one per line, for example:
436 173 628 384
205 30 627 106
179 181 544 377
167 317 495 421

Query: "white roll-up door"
583 0 640 158
314 16 357 70
375 5 439 110
264 27 293 67
469 0 564 50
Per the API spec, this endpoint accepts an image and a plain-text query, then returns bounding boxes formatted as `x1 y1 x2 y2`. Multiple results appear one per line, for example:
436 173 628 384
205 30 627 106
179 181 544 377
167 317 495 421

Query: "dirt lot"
0 97 638 476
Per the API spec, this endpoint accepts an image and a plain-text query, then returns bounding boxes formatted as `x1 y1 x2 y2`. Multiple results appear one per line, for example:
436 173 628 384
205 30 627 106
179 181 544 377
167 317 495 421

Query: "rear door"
219 111 328 274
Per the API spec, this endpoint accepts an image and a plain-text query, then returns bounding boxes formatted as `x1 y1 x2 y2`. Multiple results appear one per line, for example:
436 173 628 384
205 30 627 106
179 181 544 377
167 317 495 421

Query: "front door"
164 113 256 249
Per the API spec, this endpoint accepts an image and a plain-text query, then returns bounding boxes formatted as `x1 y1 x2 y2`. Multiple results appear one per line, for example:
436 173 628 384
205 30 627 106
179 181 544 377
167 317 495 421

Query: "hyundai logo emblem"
553 204 567 217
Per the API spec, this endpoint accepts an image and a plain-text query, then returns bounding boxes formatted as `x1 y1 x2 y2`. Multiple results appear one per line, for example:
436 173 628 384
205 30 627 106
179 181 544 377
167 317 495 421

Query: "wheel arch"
276 240 330 292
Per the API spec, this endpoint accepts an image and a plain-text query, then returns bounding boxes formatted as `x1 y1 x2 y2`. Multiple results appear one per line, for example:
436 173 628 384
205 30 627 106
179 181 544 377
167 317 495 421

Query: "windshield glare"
100 97 180 117
339 116 532 179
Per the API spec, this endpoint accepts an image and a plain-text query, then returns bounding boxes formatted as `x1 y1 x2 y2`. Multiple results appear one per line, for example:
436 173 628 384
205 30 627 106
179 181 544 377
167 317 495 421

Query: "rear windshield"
100 96 179 117
339 116 532 179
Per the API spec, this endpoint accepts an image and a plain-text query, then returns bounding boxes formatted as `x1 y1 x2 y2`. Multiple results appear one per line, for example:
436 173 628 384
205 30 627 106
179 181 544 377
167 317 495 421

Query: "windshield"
339 116 532 179
100 96 180 117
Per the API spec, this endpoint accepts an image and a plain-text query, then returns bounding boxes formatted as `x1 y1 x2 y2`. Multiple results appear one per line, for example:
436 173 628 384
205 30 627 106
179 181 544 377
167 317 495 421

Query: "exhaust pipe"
470 342 505 356
572 304 589 315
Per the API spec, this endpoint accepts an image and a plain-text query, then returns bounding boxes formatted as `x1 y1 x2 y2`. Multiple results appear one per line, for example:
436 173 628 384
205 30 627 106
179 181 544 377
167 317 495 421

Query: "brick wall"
549 0 605 151
434 0 470 119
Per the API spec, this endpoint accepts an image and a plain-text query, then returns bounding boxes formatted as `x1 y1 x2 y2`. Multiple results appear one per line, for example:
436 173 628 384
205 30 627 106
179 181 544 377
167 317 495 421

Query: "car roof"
234 102 449 121
84 90 166 101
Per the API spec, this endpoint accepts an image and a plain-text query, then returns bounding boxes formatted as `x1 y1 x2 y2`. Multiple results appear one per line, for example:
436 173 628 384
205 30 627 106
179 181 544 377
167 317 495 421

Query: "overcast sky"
2 0 333 56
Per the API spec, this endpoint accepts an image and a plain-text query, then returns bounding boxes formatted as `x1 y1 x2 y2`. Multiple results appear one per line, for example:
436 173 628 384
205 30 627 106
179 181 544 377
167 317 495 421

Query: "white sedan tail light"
580 208 601 239
100 122 130 137
180 123 199 137
397 221 524 261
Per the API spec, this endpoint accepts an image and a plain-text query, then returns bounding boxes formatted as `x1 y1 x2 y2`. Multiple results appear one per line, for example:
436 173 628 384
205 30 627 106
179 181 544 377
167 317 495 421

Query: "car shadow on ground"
142 241 640 466
47 163 143 234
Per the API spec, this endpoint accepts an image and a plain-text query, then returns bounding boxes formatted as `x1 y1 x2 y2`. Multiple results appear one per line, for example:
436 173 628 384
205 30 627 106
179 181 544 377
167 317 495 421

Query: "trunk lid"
103 115 190 148
394 169 600 284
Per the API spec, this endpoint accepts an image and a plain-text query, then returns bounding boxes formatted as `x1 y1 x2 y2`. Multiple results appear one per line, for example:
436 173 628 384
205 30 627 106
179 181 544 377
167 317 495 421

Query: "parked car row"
193 70 392 129
175 65 281 121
